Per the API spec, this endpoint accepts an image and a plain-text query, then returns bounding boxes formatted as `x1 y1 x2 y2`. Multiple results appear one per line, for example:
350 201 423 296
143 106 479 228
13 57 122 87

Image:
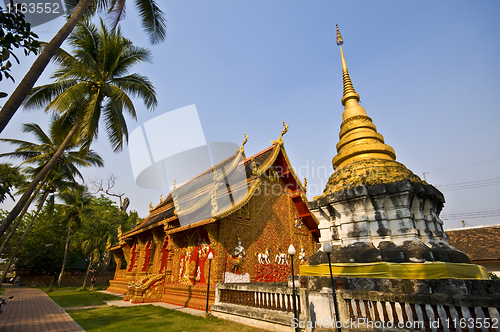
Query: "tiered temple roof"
113 133 319 246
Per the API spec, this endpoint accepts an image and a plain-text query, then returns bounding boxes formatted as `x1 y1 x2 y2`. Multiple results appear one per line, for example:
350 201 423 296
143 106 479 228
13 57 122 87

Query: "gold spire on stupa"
321 26 423 196
336 25 360 108
331 25 396 169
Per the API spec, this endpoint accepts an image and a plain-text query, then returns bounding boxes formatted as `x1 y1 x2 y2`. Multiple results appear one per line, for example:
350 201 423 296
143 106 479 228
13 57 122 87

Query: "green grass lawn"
68 305 268 332
46 290 123 307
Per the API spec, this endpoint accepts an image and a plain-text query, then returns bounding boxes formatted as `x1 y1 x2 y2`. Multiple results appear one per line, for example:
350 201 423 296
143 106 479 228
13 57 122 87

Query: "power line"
423 157 500 175
436 178 500 191
440 208 500 220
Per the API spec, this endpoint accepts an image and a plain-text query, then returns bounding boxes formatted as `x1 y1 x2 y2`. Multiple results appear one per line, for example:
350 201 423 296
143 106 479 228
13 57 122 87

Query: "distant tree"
10 195 138 277
0 208 33 258
0 163 25 203
89 174 129 211
55 185 93 286
0 168 78 287
13 207 80 274
73 195 136 289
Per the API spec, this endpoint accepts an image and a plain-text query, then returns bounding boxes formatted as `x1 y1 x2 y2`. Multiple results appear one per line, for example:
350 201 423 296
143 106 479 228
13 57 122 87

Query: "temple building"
446 224 500 277
107 129 320 309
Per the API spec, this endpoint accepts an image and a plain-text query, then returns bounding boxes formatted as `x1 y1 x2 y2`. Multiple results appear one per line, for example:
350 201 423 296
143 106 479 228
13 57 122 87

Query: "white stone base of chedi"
223 272 250 283
308 179 470 264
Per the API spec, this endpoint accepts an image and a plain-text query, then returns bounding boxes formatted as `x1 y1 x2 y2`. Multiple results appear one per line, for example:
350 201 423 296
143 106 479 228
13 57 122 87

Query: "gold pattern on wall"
235 201 250 219
251 158 259 177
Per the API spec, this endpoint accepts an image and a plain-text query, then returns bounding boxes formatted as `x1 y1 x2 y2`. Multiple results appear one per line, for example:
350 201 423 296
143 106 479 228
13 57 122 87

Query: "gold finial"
303 176 307 193
336 24 343 46
160 193 163 203
281 120 288 137
271 120 289 145
241 133 248 149
240 133 248 159
149 202 153 212
173 178 176 189
336 25 360 107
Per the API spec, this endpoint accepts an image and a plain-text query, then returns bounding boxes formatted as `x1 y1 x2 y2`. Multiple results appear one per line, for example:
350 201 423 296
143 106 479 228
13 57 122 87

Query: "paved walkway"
0 286 205 331
0 286 83 332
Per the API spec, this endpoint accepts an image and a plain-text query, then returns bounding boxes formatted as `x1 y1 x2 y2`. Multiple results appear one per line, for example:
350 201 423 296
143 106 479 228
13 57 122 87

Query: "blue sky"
1 0 499 229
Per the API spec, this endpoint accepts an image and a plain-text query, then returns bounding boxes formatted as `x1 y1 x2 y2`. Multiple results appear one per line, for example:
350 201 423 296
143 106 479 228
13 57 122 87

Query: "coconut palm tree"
0 120 103 180
56 184 94 286
0 20 156 238
0 118 103 250
0 0 165 133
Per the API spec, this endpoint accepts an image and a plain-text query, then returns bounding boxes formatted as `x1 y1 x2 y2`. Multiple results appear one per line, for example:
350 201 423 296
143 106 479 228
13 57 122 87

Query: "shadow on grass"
68 305 266 332
47 290 123 307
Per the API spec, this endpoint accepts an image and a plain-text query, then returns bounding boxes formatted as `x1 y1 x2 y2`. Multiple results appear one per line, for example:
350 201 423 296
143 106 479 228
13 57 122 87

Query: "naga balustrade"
219 287 300 313
211 281 305 332
338 289 500 332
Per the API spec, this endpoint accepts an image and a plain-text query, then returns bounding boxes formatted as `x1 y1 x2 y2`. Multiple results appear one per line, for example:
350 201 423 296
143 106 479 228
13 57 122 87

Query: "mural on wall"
177 229 213 285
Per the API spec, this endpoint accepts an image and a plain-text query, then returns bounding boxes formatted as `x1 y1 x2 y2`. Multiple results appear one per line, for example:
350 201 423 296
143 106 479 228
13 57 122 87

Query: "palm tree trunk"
82 255 92 290
0 170 51 258
0 191 49 289
57 215 73 286
0 121 80 238
0 0 93 133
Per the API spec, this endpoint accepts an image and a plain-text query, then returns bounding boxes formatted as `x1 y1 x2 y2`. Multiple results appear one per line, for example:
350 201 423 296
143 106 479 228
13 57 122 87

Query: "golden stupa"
322 25 423 196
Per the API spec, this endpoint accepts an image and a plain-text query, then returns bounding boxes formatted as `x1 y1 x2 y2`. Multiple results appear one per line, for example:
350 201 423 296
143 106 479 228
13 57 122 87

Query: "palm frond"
111 74 157 110
68 19 101 57
134 0 166 44
112 46 152 77
107 0 127 32
0 138 39 152
78 92 104 152
45 82 91 114
63 0 106 19
49 46 78 70
103 97 128 152
103 84 136 118
24 80 80 110
21 123 53 146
